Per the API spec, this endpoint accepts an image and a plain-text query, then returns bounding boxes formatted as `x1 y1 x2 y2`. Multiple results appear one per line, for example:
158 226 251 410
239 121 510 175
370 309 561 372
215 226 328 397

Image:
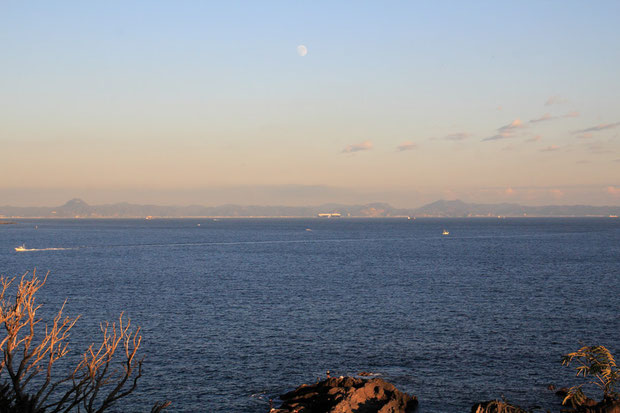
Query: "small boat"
15 244 27 252
442 229 450 235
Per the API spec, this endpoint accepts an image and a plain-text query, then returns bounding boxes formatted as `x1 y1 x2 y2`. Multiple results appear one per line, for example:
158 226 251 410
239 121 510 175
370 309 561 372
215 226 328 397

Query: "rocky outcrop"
270 376 417 413
563 397 620 413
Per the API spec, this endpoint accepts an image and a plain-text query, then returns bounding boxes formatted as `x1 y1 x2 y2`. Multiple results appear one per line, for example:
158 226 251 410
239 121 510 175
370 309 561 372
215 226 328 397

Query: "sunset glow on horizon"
1 1 619 207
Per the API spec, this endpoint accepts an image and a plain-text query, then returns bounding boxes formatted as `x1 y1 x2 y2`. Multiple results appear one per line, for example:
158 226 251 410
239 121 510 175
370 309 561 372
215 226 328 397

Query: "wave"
14 233 549 252
13 238 405 253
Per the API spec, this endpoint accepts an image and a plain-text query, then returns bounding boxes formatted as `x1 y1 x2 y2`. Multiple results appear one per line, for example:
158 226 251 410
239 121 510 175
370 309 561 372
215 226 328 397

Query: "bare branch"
0 270 169 412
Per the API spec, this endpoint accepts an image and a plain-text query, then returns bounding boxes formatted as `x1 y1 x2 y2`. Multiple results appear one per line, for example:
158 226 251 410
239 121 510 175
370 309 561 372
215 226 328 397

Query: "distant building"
317 213 341 218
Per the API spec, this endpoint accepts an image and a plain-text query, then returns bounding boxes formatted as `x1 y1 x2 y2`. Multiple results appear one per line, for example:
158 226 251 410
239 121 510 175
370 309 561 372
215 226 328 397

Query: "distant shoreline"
2 198 619 219
3 215 619 220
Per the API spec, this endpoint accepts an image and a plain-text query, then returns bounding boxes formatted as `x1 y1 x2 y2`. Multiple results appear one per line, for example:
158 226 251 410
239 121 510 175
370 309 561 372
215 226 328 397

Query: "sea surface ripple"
1 218 619 412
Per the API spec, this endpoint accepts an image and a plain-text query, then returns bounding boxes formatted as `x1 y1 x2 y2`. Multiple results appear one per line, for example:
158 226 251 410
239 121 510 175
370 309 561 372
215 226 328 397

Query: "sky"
1 1 619 207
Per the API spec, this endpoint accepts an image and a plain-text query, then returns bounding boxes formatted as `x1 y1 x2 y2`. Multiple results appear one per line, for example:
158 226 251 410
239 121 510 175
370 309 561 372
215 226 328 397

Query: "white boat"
15 244 27 252
442 229 450 235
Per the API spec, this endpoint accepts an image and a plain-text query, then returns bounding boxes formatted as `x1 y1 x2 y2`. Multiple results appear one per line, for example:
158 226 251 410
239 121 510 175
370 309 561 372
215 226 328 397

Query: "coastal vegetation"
0 270 169 412
472 346 619 413
561 345 619 408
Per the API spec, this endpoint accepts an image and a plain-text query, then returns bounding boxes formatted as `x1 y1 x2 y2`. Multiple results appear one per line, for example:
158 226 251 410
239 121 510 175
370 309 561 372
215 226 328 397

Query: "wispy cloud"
545 95 568 106
540 145 561 152
585 142 612 154
576 132 593 139
525 135 542 142
573 121 620 134
499 119 525 132
529 112 578 123
483 131 512 142
529 113 555 123
444 132 470 141
342 141 372 153
482 119 524 141
396 141 417 151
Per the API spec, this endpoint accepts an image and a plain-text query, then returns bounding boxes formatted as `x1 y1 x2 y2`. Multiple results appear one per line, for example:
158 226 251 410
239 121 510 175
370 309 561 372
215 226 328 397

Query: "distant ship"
317 213 341 218
442 229 450 235
15 244 27 252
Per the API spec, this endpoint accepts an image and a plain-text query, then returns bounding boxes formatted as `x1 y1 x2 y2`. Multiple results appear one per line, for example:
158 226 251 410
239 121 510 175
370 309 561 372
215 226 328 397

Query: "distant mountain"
0 198 619 218
413 199 620 217
0 198 410 218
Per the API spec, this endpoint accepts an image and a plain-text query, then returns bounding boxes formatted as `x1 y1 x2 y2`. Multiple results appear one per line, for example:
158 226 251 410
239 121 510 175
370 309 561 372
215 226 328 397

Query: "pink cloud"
540 145 560 152
606 186 620 196
499 119 525 131
529 113 555 123
574 121 620 134
526 135 542 142
550 189 564 199
483 131 512 142
483 119 525 141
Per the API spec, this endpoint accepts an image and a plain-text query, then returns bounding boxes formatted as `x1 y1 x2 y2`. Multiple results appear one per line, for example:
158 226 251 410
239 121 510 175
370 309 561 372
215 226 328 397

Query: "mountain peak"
63 198 89 207
427 199 466 207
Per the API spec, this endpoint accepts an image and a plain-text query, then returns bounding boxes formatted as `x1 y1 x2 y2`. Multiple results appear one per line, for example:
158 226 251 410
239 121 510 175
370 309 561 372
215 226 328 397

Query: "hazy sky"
1 1 619 207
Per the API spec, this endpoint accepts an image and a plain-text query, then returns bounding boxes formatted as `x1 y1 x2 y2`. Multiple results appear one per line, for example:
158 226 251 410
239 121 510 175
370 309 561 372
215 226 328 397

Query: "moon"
297 45 308 57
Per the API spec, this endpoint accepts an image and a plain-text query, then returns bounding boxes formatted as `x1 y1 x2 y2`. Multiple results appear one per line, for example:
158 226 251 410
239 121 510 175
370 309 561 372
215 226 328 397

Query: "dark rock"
556 387 570 398
471 400 528 413
271 376 417 413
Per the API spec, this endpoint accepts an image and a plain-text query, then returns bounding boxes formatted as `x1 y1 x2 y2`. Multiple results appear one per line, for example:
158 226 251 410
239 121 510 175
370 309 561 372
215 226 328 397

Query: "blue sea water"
1 218 619 412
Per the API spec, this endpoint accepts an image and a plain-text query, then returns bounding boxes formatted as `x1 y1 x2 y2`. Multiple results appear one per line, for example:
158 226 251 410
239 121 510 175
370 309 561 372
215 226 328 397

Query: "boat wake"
15 247 76 252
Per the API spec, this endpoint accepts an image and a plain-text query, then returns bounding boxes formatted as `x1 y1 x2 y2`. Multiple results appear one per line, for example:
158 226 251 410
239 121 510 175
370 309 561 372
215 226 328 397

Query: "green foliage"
561 345 619 407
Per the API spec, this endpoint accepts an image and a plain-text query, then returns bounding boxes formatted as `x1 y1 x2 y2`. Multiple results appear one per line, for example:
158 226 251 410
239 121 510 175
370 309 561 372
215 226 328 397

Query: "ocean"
1 218 619 412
